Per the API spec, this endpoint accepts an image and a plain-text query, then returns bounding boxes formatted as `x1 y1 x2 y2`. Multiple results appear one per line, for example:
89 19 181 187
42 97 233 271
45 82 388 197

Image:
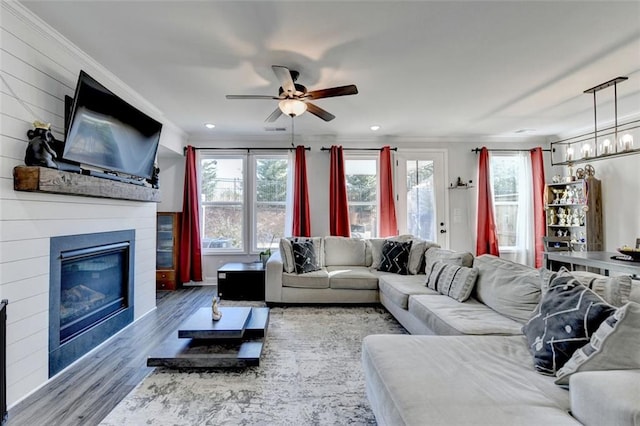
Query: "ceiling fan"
226 65 358 122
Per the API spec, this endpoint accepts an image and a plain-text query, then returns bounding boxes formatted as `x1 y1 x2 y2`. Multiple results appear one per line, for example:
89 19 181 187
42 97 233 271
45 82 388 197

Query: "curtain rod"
320 146 398 152
183 146 310 155
471 147 551 154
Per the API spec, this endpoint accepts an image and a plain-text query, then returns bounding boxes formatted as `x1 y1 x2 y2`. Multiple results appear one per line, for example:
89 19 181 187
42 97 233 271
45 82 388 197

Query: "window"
490 155 520 248
345 158 377 238
489 152 533 264
199 153 288 253
254 157 288 251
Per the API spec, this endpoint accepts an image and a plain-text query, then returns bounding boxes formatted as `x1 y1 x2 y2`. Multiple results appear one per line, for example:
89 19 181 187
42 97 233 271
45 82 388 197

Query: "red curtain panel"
476 147 500 256
179 145 203 283
379 146 398 237
292 145 311 237
531 147 547 268
329 145 351 237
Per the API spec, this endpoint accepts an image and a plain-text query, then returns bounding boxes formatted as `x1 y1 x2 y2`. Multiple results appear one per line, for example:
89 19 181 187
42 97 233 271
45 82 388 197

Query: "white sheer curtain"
514 152 535 266
283 150 295 237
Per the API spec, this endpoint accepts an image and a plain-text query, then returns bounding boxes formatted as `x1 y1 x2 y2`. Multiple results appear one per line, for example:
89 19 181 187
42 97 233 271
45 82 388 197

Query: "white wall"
0 3 186 407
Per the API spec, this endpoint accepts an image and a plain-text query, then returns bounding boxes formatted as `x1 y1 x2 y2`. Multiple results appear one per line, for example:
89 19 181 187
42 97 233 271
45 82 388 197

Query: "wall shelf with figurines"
545 171 603 252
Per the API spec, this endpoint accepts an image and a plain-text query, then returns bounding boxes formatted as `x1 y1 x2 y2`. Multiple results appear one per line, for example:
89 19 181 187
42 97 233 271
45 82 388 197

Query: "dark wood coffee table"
147 306 269 368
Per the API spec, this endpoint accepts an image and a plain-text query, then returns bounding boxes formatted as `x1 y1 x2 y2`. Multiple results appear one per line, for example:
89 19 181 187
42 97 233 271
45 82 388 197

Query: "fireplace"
49 230 135 377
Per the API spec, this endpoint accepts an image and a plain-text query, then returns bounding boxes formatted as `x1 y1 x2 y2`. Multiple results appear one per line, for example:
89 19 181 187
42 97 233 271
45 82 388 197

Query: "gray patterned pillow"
555 301 640 385
377 240 412 275
425 261 479 302
292 240 320 274
522 273 616 375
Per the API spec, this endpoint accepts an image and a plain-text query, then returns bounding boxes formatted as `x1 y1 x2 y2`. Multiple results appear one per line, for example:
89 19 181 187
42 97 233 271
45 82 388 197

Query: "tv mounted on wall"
63 71 162 180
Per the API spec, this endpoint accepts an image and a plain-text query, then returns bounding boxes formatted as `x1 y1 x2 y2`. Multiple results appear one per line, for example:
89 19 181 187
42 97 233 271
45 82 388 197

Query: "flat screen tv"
63 71 162 180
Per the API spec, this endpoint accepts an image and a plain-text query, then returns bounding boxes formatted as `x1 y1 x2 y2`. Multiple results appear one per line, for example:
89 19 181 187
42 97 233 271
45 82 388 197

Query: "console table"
544 251 640 277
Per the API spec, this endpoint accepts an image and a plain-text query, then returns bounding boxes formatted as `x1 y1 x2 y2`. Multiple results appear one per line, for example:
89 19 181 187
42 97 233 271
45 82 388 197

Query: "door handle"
440 229 447 234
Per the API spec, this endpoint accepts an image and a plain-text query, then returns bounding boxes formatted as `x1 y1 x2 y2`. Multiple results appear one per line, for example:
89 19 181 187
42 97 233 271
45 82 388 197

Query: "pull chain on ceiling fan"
226 65 358 122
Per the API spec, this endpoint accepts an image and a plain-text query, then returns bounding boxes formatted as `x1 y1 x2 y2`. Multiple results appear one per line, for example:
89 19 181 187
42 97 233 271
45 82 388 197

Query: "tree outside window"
345 158 377 238
199 154 288 253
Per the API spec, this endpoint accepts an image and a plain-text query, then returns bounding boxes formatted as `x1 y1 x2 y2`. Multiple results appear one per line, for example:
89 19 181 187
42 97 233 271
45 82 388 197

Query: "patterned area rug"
100 305 406 425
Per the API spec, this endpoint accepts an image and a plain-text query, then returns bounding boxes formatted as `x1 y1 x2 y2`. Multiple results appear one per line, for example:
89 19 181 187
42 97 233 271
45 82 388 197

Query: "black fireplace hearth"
49 230 135 377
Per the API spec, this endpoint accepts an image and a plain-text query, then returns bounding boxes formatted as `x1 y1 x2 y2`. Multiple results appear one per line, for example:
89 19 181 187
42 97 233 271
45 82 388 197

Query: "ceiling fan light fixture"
279 99 307 117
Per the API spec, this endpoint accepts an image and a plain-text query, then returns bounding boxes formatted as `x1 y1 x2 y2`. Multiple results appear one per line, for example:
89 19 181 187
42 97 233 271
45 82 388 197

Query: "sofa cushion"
409 295 524 335
323 236 367 266
425 261 479 302
377 273 439 309
362 335 579 426
555 301 640 385
377 240 412 275
292 240 321 274
473 254 541 323
326 266 378 290
569 370 640 426
522 273 616 375
282 269 329 289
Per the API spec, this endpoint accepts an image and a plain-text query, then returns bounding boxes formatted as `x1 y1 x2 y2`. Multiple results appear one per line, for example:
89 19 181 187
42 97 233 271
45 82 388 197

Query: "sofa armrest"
570 370 640 426
265 250 284 303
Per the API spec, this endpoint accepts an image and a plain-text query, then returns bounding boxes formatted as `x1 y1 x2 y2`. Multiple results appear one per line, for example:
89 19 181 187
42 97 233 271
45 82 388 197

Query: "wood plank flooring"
7 286 217 426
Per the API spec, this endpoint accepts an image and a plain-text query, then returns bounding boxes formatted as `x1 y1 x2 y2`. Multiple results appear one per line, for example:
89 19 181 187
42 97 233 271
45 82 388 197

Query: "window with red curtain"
379 146 397 237
292 145 311 237
476 147 500 256
531 147 546 268
180 145 203 283
329 145 350 237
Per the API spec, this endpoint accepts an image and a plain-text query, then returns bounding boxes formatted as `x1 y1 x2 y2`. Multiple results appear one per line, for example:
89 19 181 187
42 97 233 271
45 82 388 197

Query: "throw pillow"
423 248 474 275
540 268 632 307
377 240 412 275
555 301 640 385
292 240 320 274
279 238 295 273
522 273 616 375
570 271 632 307
368 238 386 269
425 261 479 302
280 237 324 273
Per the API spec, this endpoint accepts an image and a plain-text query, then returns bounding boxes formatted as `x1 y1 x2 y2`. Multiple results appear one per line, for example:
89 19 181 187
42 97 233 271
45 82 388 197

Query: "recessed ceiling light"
204 123 216 129
370 125 381 131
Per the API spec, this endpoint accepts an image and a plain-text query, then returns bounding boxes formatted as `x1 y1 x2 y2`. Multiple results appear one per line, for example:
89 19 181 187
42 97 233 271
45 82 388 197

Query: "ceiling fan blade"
265 107 283 123
305 84 358 100
306 102 335 122
226 95 279 100
272 65 296 95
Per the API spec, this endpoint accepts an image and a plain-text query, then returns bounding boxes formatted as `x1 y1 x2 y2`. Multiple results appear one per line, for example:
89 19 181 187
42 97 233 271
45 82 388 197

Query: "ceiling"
20 1 640 144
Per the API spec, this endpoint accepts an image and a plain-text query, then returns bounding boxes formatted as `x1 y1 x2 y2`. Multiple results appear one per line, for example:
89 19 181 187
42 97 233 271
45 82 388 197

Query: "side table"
217 262 265 301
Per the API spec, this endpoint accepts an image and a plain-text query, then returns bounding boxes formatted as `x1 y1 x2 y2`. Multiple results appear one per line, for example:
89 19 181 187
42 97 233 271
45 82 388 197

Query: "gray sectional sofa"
266 236 640 425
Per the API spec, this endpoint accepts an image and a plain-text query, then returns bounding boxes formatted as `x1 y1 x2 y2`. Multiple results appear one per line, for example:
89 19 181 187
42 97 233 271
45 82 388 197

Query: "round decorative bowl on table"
617 248 640 262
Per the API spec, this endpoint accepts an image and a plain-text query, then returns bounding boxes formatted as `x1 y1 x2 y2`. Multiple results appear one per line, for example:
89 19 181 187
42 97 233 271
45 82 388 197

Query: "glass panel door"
396 151 447 247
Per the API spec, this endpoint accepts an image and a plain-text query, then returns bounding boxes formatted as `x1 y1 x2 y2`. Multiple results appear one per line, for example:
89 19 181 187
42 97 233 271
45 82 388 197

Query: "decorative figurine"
25 121 60 169
547 209 556 225
212 296 222 321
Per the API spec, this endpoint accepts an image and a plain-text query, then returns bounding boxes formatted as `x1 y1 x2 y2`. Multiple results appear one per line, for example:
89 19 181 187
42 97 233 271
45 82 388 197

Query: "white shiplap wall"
0 3 186 407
